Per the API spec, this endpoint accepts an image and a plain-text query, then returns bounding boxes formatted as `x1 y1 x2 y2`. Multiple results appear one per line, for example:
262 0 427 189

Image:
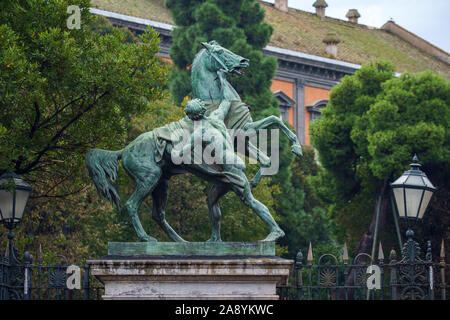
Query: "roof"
90 0 450 80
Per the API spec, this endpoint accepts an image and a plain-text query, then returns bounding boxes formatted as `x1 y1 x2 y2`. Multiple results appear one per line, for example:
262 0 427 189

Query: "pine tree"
165 0 278 118
165 0 329 257
310 61 450 257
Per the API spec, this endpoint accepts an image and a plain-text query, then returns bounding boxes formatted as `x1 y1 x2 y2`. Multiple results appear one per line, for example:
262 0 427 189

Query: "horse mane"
191 49 223 100
192 49 207 73
191 47 239 102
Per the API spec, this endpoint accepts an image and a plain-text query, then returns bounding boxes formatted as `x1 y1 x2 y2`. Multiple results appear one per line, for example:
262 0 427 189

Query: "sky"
263 0 450 53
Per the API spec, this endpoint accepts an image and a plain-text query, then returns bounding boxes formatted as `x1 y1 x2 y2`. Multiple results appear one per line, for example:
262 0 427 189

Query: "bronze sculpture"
86 41 302 242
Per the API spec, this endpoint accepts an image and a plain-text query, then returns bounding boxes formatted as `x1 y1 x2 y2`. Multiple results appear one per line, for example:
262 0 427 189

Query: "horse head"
200 41 249 75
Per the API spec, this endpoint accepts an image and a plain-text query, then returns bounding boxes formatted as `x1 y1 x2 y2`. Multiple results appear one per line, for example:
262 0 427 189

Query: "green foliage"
363 71 449 178
310 61 450 252
311 61 396 201
0 0 167 178
166 0 331 257
0 0 168 260
0 0 333 261
165 0 278 118
276 146 334 257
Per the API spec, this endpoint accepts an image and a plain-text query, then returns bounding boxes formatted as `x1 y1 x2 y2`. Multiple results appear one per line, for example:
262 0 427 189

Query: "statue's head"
185 98 207 120
201 40 249 75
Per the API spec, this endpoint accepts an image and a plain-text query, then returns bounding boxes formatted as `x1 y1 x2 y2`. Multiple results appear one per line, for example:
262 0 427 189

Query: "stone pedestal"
87 242 293 300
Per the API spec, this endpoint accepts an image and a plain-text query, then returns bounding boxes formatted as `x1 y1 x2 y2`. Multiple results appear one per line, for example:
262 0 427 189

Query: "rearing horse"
191 41 302 241
85 41 302 243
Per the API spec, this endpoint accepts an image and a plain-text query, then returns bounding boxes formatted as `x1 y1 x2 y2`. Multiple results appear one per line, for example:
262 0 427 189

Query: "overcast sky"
263 0 450 53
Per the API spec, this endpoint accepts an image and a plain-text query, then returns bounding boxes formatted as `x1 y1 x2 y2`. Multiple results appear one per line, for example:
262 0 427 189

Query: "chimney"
346 9 361 24
313 0 328 18
275 0 288 13
323 32 340 58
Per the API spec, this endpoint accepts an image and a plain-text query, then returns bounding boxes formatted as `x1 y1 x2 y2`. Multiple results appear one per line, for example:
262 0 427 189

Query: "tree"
277 146 336 257
165 0 278 118
0 0 167 181
0 0 168 260
165 0 331 257
310 61 450 259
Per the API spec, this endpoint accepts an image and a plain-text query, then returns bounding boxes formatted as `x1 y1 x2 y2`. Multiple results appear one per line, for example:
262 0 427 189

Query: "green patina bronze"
85 41 302 245
108 241 275 256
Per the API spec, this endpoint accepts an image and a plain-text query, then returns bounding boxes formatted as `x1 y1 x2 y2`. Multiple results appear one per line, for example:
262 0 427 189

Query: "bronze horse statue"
85 41 302 242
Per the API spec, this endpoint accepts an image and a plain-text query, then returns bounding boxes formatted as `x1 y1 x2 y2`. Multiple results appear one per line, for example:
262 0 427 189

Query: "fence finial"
39 243 43 264
378 242 384 261
307 242 313 264
343 242 349 263
5 240 10 257
296 249 303 265
389 248 397 262
426 240 432 262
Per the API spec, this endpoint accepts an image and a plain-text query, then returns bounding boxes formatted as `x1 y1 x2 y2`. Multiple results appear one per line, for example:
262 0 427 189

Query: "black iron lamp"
391 155 436 240
0 173 32 299
0 172 32 230
0 172 32 262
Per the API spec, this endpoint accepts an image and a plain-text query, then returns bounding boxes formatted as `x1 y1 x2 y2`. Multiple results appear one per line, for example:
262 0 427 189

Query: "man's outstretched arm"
211 99 232 122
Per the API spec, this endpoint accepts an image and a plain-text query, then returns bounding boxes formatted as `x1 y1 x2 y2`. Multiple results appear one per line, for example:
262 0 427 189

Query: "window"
307 100 328 122
274 90 296 123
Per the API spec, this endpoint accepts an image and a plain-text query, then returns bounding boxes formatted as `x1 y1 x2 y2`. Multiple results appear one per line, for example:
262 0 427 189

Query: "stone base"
108 241 275 256
87 255 293 300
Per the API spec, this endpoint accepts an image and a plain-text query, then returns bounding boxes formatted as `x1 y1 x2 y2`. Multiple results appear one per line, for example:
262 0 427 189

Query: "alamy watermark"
67 5 81 30
170 121 280 176
40 263 385 292
366 265 381 290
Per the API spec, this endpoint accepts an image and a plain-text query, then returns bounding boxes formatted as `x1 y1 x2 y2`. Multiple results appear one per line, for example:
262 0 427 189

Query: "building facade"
90 0 449 146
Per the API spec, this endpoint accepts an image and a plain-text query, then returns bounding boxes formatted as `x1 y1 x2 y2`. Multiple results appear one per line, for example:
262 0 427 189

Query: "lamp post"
0 172 32 300
0 172 32 262
390 155 436 262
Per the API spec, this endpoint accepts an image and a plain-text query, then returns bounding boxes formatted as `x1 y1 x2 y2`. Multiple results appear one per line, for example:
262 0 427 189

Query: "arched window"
307 99 328 122
274 90 296 123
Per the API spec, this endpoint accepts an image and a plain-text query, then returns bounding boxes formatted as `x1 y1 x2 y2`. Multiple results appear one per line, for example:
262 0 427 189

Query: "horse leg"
243 116 303 157
206 184 229 242
122 146 163 242
124 177 161 242
246 141 271 187
151 177 187 242
231 171 285 242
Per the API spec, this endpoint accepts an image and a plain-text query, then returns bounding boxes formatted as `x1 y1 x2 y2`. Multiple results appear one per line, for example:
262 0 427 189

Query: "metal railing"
1 250 103 300
1 239 447 300
277 240 448 300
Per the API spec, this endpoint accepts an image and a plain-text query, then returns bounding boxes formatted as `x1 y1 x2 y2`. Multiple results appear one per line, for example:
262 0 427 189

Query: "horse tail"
85 148 123 212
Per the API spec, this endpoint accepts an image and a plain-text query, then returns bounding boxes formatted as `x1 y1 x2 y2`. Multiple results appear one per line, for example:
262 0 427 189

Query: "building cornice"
90 8 360 81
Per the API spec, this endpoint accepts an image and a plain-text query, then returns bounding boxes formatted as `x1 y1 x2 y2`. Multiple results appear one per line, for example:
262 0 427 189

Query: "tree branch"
16 91 110 174
38 95 85 130
29 101 41 139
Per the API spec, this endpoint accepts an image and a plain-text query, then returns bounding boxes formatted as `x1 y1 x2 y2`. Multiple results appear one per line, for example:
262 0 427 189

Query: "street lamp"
0 172 32 259
390 155 436 259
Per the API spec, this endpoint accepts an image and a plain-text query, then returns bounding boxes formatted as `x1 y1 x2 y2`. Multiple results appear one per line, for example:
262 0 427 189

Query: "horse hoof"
291 144 303 157
140 235 158 242
207 237 222 242
262 229 285 242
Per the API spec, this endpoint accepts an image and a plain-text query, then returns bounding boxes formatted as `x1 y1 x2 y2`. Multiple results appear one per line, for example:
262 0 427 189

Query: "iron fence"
277 239 448 300
1 238 447 300
0 249 103 300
